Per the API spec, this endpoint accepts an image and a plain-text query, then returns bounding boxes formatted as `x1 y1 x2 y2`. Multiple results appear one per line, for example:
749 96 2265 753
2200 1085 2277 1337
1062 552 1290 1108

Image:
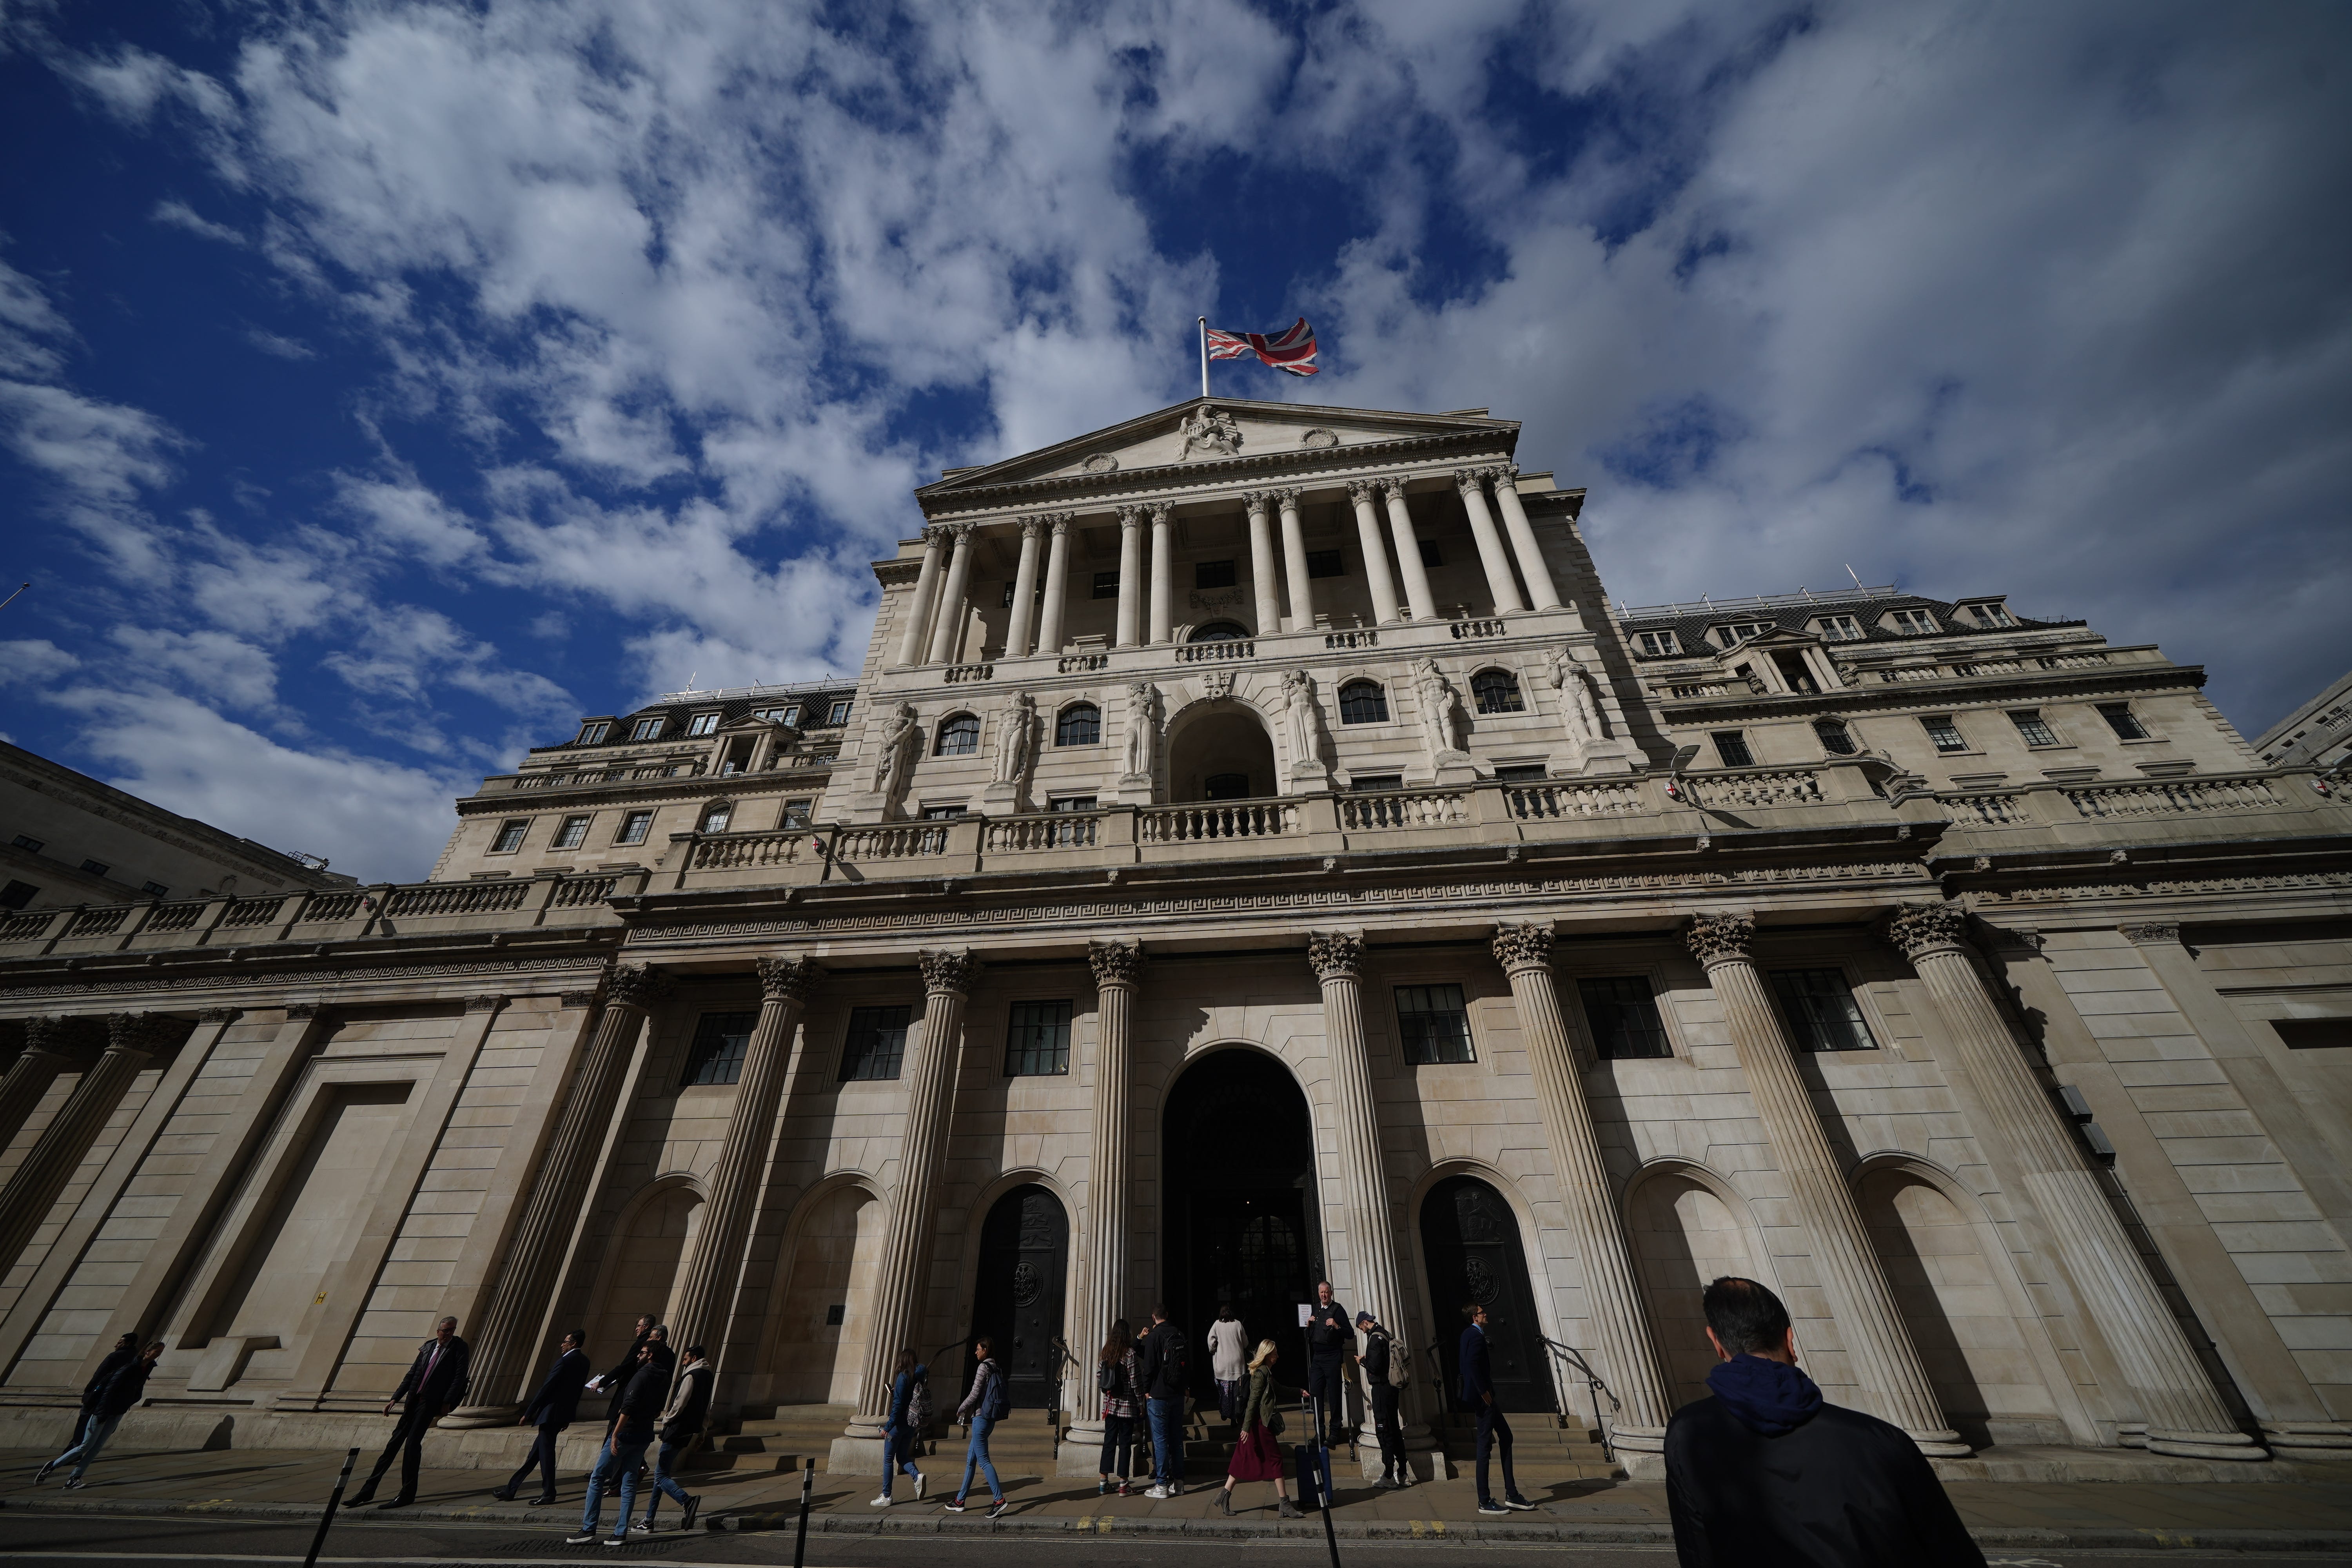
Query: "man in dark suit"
1303 1280 1354 1448
1459 1303 1534 1516
495 1330 589 1504
593 1316 670 1424
350 1315 471 1507
38 1333 140 1484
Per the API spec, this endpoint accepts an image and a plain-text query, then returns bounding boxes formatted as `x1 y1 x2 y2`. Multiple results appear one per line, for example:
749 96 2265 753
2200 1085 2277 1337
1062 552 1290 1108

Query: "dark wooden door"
1421 1175 1555 1413
971 1184 1068 1411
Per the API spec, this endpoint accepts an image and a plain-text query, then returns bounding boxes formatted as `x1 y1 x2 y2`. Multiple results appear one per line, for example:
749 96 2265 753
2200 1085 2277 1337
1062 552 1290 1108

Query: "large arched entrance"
1421 1174 1554 1413
1162 1049 1322 1394
968 1184 1068 1413
1167 703 1278 802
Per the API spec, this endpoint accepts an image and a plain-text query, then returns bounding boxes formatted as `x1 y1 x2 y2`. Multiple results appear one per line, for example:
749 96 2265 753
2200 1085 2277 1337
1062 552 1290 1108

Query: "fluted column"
1347 481 1402 624
1246 491 1283 635
1486 467 1561 610
1491 922 1672 1450
670 956 822 1362
1148 505 1175 644
925 523 976 665
1381 481 1437 620
1036 514 1071 657
1683 913 1969 1455
0 1012 177 1276
842 949 979 1460
1065 940 1140 1464
895 526 949 667
1004 518 1045 659
1455 468 1525 615
1276 487 1315 628
446 965 670 1423
1883 903 2261 1460
0 1015 89 1154
1114 507 1144 648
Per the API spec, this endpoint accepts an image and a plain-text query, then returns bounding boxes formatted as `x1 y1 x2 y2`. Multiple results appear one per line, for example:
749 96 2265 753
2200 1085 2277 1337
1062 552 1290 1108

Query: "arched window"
699 800 733 834
1813 718 1857 756
1189 621 1249 642
1471 668 1525 715
1055 702 1102 746
935 714 981 756
1338 680 1389 724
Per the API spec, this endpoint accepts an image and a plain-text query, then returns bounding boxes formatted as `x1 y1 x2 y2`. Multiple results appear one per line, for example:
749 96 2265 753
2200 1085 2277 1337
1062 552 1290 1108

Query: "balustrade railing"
1324 630 1378 650
690 833 807 871
1948 791 2027 826
66 907 126 937
2065 776 2283 819
1683 768 1826 809
985 813 1102 851
1338 788 1470 830
550 875 619 906
1138 799 1298 842
833 824 948 859
1174 639 1254 663
144 901 207 933
1058 653 1109 673
1450 618 1507 639
1506 781 1651 820
944 662 996 683
384 882 528 918
220 896 288 928
2036 652 2109 669
296 892 366 923
0 911 49 943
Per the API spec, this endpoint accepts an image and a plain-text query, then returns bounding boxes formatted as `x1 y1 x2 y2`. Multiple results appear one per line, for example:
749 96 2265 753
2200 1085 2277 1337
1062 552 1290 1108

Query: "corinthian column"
1063 940 1140 1472
1381 481 1437 621
1148 505 1175 644
1246 491 1283 635
1036 514 1071 657
1115 507 1144 648
0 1012 178 1276
1455 468 1525 615
1276 488 1314 628
1004 517 1045 658
446 964 670 1423
926 523 976 665
0 1015 89 1153
1490 922 1672 1452
670 956 823 1364
1487 466 1562 610
1682 912 1969 1455
1882 902 2262 1461
1347 481 1402 624
895 526 949 667
838 948 979 1469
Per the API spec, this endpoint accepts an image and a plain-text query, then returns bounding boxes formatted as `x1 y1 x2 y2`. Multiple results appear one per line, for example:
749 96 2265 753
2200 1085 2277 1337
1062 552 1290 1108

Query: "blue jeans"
642 1437 693 1521
53 1411 119 1481
581 1432 650 1537
957 1414 1001 1500
1146 1397 1179 1488
881 1424 922 1497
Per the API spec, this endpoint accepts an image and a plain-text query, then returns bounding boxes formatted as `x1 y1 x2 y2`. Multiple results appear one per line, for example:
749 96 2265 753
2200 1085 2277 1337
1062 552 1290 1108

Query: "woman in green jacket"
1218 1339 1302 1517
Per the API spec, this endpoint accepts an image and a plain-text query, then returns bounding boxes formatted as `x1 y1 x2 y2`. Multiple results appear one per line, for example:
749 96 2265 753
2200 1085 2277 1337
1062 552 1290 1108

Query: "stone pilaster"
1491 920 1672 1452
1682 912 1969 1455
1062 939 1140 1472
0 1012 179 1276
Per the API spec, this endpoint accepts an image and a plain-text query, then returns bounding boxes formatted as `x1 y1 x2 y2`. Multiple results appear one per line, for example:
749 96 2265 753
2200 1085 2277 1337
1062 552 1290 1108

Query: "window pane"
632 718 665 740
0 880 38 911
1921 715 1967 752
1471 670 1524 714
1813 720 1857 756
1416 539 1442 567
492 820 529 853
1050 795 1098 812
2097 702 2149 740
1578 976 1671 1060
937 715 980 755
700 804 731 833
1092 570 1120 599
840 1005 911 1081
1635 630 1680 657
1711 731 1753 768
1494 763 1547 782
782 799 813 828
1349 773 1404 792
1005 999 1073 1076
617 810 653 845
2009 710 2059 746
1055 704 1101 746
1768 969 1877 1052
1395 984 1474 1064
828 701 851 724
554 815 590 849
1194 559 1236 590
682 1010 758 1086
689 713 720 736
1338 681 1388 723
1305 548 1343 578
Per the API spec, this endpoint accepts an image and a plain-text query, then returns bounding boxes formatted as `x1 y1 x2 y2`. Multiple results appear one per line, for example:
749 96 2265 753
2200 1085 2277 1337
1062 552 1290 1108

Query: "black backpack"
1097 1357 1120 1396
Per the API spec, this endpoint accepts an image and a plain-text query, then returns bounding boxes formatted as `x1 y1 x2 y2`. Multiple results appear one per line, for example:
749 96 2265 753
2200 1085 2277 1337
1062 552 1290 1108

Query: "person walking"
588 1315 665 1424
36 1334 139 1485
1137 1303 1188 1498
1096 1318 1142 1495
1216 1339 1301 1519
495 1329 589 1504
350 1315 471 1508
1303 1281 1354 1449
1665 1277 1984 1568
944 1337 1010 1518
38 1339 162 1489
1205 1303 1248 1423
1460 1303 1534 1516
635 1343 708 1533
870 1346 929 1505
1356 1309 1409 1487
568 1339 667 1546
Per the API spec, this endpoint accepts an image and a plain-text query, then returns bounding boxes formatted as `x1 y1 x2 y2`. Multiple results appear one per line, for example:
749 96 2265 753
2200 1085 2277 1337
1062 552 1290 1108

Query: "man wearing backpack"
1138 1303 1188 1498
1356 1309 1410 1488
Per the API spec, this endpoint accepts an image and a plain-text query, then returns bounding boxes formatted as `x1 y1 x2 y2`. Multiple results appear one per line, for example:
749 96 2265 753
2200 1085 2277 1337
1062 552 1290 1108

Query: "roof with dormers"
1613 588 2082 659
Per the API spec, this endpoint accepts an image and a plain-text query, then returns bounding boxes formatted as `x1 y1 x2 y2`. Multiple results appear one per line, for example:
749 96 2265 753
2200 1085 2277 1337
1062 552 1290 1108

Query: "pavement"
9 1442 2352 1553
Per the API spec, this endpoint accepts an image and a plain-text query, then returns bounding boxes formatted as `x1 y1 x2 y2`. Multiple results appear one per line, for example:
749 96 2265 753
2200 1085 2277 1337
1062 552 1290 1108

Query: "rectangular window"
1921 714 1969 752
2008 710 2060 747
1194 559 1236 590
2097 702 2150 740
755 704 799 725
1578 976 1671 1060
11 835 43 853
700 802 733 834
1092 570 1120 599
1001 580 1015 607
1711 731 1753 768
688 712 722 737
840 1005 911 1081
681 1010 758 1087
1968 601 2015 627
1050 795 1098 812
615 810 654 845
1494 764 1548 782
1416 539 1442 568
80 859 110 877
1396 984 1475 1065
1814 719 1857 756
1772 650 1820 694
1305 548 1344 579
1350 773 1405 792
553 814 591 849
1005 999 1073 1076
1713 621 1771 647
782 799 813 828
631 717 666 741
490 821 529 853
0 880 36 911
1634 630 1680 657
577 721 610 744
1888 607 1939 635
1769 969 1878 1052
1815 615 1864 642
140 880 169 897
921 804 968 820
828 700 852 726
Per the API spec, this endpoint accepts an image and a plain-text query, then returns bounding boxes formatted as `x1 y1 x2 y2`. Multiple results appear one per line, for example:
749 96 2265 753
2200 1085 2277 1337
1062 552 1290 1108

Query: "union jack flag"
1204 317 1319 376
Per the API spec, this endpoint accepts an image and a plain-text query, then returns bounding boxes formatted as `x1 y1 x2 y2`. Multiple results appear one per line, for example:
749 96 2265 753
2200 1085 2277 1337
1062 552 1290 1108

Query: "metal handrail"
1046 1337 1079 1461
1539 1336 1621 1462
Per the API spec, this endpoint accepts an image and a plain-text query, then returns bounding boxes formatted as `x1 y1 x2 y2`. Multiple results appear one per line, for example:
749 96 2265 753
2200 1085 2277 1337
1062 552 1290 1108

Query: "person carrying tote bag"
1216 1339 1302 1518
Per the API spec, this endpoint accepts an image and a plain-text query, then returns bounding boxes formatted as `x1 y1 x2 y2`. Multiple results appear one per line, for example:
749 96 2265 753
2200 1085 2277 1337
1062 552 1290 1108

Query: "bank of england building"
4 396 2350 1481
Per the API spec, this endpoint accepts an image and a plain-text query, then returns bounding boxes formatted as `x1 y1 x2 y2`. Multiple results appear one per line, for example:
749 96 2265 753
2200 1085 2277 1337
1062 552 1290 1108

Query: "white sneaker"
869 1493 893 1506
913 1471 927 1501
1144 1484 1170 1499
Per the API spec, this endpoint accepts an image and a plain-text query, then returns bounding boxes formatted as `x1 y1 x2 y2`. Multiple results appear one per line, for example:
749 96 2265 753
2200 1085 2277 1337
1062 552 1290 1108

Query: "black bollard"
302 1446 360 1568
791 1455 815 1568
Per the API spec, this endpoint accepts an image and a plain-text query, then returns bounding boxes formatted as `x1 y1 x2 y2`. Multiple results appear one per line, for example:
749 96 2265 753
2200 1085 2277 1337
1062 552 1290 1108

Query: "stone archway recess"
1165 701 1278 802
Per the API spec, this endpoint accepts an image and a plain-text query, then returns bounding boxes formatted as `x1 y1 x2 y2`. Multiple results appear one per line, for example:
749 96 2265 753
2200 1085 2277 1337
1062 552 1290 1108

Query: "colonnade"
890 467 1564 669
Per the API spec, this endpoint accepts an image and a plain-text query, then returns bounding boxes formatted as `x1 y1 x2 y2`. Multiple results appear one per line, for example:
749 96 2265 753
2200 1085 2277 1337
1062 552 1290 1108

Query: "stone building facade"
3 396 2350 1482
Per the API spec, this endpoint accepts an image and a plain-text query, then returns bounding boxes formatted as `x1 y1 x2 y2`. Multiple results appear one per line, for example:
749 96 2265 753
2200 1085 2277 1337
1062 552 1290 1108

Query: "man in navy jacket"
351 1316 471 1507
495 1330 590 1504
1459 1303 1535 1515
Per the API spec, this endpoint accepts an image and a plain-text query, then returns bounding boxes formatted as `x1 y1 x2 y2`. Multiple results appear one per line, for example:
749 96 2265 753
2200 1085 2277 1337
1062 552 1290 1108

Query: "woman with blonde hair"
1218 1338 1301 1517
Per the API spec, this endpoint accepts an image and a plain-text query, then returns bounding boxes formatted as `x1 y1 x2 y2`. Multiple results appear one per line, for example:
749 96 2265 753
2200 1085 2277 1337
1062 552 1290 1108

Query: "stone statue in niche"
1123 681 1162 780
993 690 1037 787
1282 669 1330 775
1542 646 1612 743
871 702 920 814
1178 404 1243 459
1413 658 1469 760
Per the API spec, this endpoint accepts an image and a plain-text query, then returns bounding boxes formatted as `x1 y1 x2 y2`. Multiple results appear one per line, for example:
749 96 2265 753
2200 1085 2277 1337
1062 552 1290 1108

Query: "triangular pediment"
918 397 1517 502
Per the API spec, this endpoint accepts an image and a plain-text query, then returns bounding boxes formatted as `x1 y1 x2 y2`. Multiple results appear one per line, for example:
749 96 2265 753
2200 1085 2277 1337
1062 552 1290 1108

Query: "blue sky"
3 1 2348 881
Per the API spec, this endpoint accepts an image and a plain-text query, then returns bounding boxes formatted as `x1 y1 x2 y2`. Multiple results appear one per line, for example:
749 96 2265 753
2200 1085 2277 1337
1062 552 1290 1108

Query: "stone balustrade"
1139 798 1300 842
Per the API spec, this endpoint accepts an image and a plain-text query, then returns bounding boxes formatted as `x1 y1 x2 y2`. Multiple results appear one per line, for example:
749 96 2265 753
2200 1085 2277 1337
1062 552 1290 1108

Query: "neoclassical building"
4 397 2350 1483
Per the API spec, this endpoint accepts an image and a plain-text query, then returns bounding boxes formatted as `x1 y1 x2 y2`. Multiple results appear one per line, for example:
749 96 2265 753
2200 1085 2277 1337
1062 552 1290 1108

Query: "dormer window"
688 712 722 737
1634 630 1681 657
576 720 611 745
828 700 852 725
630 717 666 741
1711 620 1772 648
753 704 800 725
1965 600 2015 628
1886 608 1939 636
1814 614 1864 642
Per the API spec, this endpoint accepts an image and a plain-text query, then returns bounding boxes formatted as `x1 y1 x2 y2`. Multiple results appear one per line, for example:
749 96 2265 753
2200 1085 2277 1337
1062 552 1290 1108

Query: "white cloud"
1 638 78 684
244 327 314 360
109 626 279 711
152 198 247 247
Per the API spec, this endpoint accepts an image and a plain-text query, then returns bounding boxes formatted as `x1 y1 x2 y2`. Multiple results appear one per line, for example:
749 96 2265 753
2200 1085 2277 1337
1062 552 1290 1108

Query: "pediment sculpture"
1178 404 1244 459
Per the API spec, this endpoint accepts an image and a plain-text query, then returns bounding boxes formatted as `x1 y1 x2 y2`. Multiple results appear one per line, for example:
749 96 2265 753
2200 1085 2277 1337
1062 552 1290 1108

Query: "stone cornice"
0 952 612 1005
457 769 835 817
1653 662 2205 723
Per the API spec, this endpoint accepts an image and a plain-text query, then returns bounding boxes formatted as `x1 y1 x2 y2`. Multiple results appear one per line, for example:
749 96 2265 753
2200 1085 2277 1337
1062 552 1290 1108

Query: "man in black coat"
350 1315 471 1507
1665 1277 1985 1568
593 1316 672 1423
1459 1303 1534 1514
495 1330 589 1504
1137 1304 1188 1497
39 1333 140 1485
1303 1280 1354 1448
40 1338 161 1488
570 1340 670 1545
1356 1310 1407 1488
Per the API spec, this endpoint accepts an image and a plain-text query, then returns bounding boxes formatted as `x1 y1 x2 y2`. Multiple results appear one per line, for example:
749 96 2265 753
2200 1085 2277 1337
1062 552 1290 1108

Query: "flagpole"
1198 316 1209 399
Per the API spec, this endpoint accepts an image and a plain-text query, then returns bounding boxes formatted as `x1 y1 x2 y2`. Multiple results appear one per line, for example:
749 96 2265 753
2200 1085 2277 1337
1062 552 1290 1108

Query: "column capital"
918 947 982 996
921 523 953 547
1150 503 1173 524
24 1014 105 1056
1016 515 1045 539
1307 931 1365 980
757 954 825 1002
1116 504 1145 530
104 1011 181 1055
1453 467 1489 495
1087 939 1143 988
2120 921 2182 947
945 520 976 542
1379 477 1409 501
1491 920 1555 973
1273 487 1301 507
1880 900 1971 962
1346 479 1377 503
283 1002 324 1021
194 1007 242 1025
1683 911 1757 967
1044 511 1071 535
558 989 602 1009
463 994 508 1014
605 963 673 1011
1243 490 1273 519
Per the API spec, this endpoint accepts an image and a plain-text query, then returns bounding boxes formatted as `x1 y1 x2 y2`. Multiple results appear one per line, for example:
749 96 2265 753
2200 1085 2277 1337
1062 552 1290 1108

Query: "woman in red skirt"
1218 1339 1303 1517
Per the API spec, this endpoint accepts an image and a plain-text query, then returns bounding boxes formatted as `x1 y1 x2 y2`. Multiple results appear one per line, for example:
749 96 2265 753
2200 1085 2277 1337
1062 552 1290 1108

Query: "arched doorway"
968 1184 1068 1412
1626 1170 1765 1409
1189 621 1249 642
770 1184 883 1407
590 1183 704 1367
1167 704 1277 803
1421 1175 1554 1413
1163 1049 1322 1394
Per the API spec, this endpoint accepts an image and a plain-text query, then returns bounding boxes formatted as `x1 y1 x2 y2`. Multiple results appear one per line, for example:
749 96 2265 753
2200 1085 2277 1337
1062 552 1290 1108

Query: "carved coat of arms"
1178 405 1243 459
